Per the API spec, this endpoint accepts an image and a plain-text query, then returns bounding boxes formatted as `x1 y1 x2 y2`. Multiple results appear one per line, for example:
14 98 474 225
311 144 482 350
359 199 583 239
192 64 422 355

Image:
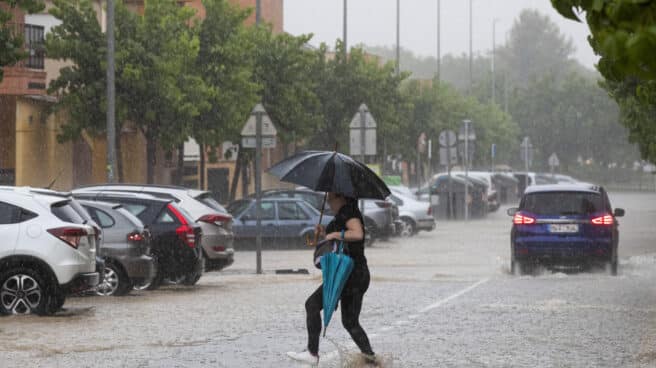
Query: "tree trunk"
229 149 242 202
146 132 156 184
241 157 250 198
176 143 184 186
199 143 206 190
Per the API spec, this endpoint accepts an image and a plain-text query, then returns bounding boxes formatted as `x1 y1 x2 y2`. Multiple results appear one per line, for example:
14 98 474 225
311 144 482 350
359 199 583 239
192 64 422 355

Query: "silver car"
389 190 436 237
79 200 156 296
75 185 234 272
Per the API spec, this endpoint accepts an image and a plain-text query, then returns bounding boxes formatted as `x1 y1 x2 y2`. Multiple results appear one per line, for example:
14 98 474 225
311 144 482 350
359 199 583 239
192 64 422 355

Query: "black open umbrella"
268 150 391 246
268 150 390 200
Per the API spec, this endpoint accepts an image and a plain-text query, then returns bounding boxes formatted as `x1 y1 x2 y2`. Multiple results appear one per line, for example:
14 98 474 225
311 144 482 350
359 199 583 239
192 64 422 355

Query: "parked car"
72 191 203 289
514 172 559 194
451 171 500 212
75 185 234 272
0 187 99 315
228 198 333 249
388 190 435 237
508 184 624 275
257 189 393 245
78 200 156 296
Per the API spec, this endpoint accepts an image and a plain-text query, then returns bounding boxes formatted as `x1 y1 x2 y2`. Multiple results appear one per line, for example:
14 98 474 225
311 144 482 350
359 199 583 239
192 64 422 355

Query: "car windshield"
522 191 605 215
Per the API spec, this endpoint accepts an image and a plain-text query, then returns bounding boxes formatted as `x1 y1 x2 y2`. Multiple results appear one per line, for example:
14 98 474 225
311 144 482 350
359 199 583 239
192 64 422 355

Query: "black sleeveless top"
325 202 367 267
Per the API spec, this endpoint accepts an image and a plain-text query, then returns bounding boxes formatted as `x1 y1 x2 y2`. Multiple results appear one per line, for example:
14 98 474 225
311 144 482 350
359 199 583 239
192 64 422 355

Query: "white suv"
0 188 99 315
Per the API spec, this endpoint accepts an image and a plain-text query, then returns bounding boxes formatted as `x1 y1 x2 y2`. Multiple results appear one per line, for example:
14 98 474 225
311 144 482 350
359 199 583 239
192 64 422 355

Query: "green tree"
118 0 208 183
0 0 44 82
552 0 656 162
310 42 406 156
194 0 259 188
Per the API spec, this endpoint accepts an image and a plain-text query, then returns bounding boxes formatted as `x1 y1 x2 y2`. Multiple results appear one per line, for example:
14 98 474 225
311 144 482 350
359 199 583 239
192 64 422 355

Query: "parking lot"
2 191 655 368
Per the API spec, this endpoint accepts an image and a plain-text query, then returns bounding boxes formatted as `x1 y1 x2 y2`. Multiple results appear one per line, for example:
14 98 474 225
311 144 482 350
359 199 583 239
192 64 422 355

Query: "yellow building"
0 0 285 200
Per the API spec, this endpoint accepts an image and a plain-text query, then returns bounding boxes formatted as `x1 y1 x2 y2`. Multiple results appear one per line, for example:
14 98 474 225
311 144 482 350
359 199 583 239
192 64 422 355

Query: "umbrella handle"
312 192 328 246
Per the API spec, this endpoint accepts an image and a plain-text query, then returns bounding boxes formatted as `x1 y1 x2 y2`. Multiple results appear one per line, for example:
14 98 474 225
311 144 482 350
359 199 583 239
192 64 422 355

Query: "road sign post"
241 104 276 275
459 120 475 221
438 130 457 220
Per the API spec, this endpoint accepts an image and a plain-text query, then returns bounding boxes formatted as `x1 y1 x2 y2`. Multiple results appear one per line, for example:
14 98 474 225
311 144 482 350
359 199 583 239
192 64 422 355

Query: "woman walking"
287 192 376 366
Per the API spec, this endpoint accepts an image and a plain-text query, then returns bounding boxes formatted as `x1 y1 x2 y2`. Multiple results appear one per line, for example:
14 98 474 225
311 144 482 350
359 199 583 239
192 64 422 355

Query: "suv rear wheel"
0 267 57 315
96 262 132 296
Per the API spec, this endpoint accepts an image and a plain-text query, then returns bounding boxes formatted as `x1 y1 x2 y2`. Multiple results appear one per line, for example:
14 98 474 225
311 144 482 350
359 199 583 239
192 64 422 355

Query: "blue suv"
508 184 625 275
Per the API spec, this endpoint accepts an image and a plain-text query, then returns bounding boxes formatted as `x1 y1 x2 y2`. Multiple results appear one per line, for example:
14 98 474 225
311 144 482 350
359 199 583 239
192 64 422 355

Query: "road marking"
419 278 490 313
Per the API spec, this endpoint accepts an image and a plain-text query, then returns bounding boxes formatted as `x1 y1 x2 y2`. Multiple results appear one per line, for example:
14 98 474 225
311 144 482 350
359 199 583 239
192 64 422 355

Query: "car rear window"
522 191 605 215
195 192 227 213
51 200 86 224
227 200 251 216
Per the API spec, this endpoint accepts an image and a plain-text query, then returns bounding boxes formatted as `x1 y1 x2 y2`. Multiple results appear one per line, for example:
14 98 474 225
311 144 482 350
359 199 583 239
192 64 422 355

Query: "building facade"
0 0 284 200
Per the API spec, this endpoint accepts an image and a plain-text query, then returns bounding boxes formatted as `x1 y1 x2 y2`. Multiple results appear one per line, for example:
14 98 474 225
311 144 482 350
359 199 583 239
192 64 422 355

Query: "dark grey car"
79 200 156 296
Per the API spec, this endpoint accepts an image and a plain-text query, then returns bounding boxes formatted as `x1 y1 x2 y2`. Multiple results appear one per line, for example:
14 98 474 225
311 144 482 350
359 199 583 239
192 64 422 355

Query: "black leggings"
305 269 374 356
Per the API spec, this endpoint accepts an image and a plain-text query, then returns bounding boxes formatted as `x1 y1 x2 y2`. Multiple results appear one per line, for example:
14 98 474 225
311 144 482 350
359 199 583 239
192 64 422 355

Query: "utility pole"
343 0 347 55
492 18 499 105
469 0 473 94
436 0 441 80
106 0 117 183
396 0 400 76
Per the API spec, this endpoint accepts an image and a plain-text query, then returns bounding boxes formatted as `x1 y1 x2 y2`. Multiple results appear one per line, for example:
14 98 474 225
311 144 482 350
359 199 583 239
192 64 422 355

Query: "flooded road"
2 192 655 367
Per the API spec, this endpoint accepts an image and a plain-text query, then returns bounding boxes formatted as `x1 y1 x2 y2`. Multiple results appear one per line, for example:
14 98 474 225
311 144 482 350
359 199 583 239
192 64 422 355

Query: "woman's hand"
325 232 341 241
315 224 326 239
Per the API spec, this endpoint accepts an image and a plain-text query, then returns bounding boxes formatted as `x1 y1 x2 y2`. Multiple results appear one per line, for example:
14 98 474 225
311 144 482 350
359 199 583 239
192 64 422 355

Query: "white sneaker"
286 350 319 365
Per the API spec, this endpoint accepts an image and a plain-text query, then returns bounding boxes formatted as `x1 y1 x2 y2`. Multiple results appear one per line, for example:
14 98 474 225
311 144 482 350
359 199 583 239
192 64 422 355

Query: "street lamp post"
436 0 441 80
106 0 117 183
492 18 499 104
343 0 347 54
469 0 473 93
396 0 400 76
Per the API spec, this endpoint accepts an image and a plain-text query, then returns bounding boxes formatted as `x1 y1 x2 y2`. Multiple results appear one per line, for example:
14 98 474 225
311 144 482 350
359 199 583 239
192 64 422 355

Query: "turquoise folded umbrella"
320 238 354 337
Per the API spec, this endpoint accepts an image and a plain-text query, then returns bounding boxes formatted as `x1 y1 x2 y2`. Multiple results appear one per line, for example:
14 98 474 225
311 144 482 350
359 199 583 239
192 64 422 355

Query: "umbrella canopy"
268 150 391 200
320 244 354 336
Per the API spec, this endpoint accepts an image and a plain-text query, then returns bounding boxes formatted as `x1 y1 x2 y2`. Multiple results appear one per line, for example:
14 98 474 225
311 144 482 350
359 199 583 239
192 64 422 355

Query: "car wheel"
399 218 415 237
96 263 131 296
133 263 162 291
606 253 618 276
0 267 54 316
181 273 201 286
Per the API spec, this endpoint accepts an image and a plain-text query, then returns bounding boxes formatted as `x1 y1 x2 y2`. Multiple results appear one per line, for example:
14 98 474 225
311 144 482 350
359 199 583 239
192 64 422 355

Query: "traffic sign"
349 103 377 156
241 104 277 137
241 136 276 149
439 130 457 147
548 153 560 167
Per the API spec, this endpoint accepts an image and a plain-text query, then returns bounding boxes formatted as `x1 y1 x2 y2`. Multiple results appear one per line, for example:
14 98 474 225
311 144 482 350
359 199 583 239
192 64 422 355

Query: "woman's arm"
326 218 364 242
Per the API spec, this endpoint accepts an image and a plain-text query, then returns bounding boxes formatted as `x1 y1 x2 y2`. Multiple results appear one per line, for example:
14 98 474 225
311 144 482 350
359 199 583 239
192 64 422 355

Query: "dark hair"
332 193 358 206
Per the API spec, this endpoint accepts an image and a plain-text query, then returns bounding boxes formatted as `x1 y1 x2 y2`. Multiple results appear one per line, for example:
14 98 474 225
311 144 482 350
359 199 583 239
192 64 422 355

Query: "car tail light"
212 246 226 252
427 206 432 216
375 201 391 208
591 214 614 225
513 213 536 225
48 227 88 249
199 214 232 227
127 232 145 242
168 204 196 248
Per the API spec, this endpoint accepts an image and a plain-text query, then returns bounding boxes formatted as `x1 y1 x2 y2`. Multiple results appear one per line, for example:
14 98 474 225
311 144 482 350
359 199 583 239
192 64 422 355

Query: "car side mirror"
507 207 519 216
613 208 625 217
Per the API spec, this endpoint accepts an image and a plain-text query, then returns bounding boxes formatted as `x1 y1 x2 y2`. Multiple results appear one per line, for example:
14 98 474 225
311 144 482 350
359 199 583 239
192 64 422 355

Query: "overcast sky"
283 0 597 69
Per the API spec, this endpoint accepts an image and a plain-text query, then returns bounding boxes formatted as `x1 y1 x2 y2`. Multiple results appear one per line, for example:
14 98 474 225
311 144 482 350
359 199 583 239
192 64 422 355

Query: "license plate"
549 224 579 233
